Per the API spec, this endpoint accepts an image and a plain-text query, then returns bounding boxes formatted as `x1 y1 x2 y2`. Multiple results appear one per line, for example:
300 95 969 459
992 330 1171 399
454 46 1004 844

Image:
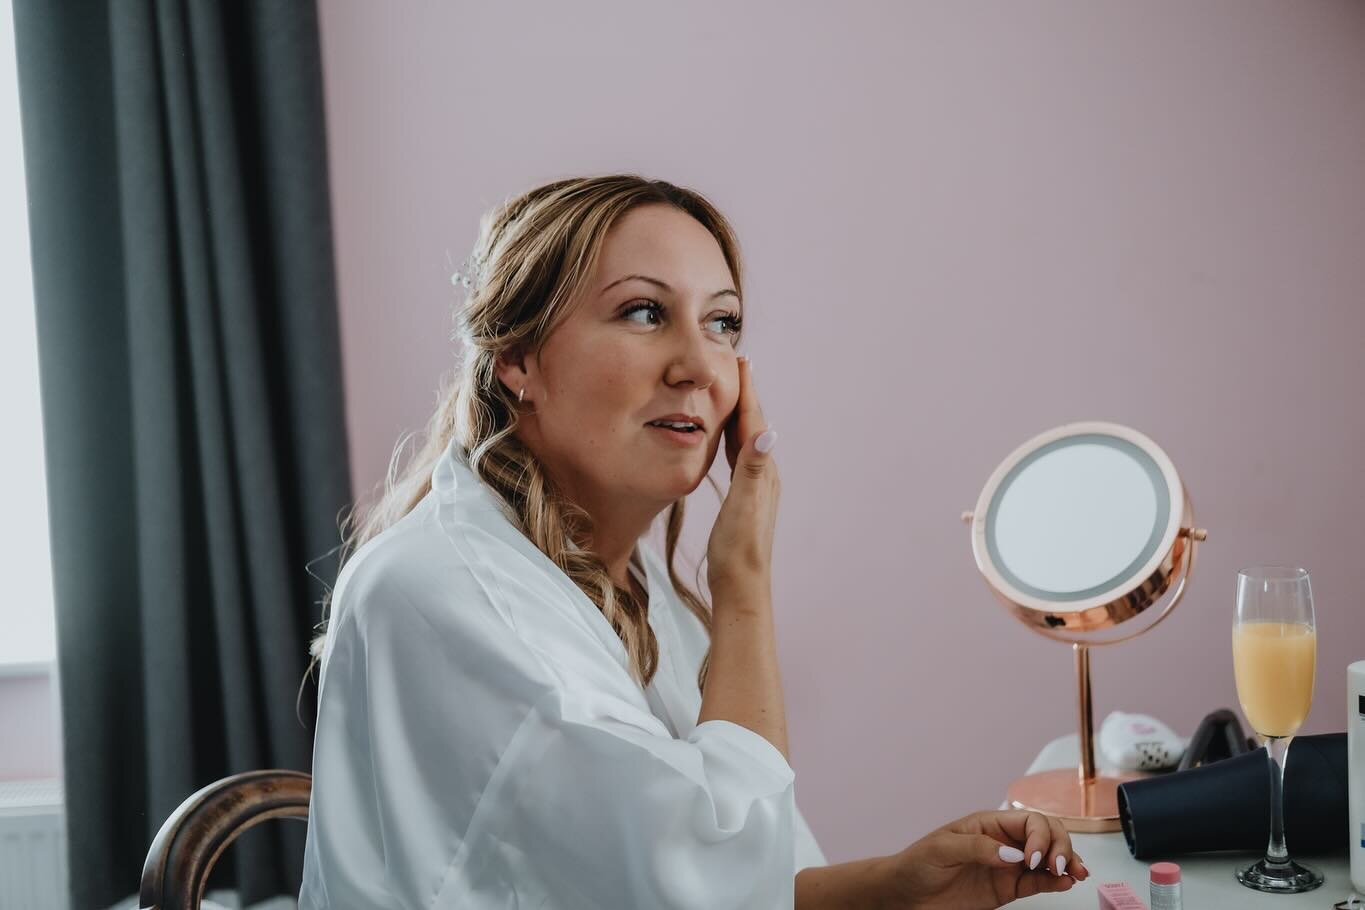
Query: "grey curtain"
13 1 350 905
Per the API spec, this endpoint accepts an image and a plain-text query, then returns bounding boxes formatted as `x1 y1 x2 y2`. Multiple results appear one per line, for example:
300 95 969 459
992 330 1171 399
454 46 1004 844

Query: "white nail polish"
1029 851 1041 870
1057 856 1068 876
999 845 1025 863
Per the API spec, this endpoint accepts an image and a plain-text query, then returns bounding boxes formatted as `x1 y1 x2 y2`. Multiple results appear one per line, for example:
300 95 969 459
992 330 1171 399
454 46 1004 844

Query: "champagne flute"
1232 565 1324 892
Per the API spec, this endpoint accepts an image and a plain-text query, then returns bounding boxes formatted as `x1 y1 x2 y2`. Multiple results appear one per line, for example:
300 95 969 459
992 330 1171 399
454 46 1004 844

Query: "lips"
645 413 706 431
645 421 706 446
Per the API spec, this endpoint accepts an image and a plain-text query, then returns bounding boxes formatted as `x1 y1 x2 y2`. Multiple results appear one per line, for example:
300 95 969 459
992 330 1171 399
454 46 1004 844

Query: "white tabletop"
1011 734 1353 909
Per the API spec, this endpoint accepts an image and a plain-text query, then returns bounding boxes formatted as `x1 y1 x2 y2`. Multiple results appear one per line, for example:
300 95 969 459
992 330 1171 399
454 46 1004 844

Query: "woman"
298 175 1088 908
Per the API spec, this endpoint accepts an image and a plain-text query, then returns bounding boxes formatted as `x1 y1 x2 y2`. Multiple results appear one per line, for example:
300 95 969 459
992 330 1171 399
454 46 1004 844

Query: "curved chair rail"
139 769 311 910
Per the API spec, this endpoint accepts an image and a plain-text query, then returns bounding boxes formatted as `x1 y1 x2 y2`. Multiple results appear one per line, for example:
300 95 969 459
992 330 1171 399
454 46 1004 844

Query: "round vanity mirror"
962 422 1207 831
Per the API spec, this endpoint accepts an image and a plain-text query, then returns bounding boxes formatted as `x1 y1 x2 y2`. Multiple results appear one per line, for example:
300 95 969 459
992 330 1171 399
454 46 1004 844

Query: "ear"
494 347 536 399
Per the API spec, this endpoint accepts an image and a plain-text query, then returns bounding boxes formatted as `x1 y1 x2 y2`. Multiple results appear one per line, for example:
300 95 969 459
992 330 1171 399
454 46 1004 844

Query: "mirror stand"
1003 538 1202 832
1005 643 1129 833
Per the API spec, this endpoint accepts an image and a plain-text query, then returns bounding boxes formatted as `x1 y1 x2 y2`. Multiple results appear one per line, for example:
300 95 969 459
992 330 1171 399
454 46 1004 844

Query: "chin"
650 465 708 501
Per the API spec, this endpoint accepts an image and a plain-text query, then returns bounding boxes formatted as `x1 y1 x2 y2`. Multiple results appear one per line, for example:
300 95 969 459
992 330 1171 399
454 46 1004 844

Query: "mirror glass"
985 433 1169 607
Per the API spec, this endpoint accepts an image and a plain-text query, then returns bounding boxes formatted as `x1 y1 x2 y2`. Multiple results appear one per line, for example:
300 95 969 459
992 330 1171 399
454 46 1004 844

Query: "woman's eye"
622 300 663 325
707 314 743 336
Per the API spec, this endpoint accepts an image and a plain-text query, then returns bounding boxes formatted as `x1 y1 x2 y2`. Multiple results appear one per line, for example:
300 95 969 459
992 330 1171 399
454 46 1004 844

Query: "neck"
579 505 657 589
557 476 663 589
512 425 666 588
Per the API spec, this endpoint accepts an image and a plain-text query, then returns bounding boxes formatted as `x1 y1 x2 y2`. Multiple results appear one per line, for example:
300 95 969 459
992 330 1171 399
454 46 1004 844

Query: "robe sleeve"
346 538 801 910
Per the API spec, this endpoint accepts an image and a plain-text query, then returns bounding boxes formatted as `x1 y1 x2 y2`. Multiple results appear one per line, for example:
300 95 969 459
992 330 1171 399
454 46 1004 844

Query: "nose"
663 324 719 393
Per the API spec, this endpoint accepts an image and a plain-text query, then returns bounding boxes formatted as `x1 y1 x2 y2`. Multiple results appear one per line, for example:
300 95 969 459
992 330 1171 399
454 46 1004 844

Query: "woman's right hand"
706 356 779 600
884 810 1089 909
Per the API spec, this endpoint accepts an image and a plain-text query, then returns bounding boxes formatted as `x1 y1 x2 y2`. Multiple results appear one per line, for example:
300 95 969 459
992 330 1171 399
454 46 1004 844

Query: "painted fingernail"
998 845 1025 863
1028 851 1041 870
1056 856 1067 876
754 429 778 453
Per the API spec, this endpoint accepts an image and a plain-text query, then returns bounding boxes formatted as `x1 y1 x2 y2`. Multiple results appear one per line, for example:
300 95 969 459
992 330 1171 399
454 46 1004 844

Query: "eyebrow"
600 274 739 302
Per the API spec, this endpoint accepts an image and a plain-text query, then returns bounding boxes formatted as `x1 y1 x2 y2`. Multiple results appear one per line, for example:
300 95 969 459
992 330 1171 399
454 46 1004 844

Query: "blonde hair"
311 175 744 692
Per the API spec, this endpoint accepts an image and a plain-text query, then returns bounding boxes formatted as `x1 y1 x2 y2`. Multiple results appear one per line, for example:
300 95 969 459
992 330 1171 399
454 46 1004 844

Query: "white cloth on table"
1097 711 1186 771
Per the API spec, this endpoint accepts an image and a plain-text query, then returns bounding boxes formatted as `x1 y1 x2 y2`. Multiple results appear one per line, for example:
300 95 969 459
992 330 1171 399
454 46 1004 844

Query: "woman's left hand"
885 809 1089 909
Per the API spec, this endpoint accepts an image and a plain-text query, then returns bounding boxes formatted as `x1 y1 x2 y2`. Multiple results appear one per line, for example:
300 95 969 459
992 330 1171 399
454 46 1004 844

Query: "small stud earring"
518 387 525 402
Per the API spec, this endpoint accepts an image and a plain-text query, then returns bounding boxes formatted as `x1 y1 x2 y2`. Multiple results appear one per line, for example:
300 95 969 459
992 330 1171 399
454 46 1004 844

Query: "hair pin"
451 252 487 291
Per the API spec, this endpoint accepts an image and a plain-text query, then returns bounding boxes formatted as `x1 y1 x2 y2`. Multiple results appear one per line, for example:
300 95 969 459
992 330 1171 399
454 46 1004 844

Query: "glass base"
1236 857 1324 893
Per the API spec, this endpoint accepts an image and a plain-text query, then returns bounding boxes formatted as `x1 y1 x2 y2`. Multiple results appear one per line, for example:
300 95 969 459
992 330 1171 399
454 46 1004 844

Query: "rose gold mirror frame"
961 421 1208 833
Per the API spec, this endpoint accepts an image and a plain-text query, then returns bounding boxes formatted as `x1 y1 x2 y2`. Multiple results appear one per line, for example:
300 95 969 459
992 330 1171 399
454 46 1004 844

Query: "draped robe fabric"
299 439 825 908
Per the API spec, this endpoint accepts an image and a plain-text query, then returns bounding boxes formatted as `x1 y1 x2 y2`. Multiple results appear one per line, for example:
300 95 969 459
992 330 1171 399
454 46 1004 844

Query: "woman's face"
505 203 742 511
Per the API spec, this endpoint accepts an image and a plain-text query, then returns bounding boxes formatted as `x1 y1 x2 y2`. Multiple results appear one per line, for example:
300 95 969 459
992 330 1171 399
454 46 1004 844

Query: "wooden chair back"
138 769 311 910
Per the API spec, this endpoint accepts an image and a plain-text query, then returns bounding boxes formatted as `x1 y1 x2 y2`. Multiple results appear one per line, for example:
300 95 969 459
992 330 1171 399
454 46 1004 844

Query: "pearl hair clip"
450 252 487 291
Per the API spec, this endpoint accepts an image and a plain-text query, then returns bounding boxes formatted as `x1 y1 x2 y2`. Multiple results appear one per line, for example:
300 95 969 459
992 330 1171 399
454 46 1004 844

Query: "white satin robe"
298 439 826 908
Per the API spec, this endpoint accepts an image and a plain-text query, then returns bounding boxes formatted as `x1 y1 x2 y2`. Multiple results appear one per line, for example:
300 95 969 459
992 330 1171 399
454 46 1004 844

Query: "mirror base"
1006 769 1142 833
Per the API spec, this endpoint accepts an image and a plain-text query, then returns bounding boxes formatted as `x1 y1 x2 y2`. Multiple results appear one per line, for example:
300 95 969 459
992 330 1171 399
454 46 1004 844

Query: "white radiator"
0 778 67 910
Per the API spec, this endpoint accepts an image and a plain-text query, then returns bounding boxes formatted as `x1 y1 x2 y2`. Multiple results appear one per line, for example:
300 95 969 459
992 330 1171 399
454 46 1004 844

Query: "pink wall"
316 1 1365 863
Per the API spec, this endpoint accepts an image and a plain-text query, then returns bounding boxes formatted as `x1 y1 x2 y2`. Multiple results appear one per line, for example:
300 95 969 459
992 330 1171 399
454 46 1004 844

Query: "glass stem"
1264 736 1292 866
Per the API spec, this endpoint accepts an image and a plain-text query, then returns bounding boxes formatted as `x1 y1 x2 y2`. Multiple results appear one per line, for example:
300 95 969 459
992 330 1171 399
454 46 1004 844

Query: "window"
0 0 57 669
